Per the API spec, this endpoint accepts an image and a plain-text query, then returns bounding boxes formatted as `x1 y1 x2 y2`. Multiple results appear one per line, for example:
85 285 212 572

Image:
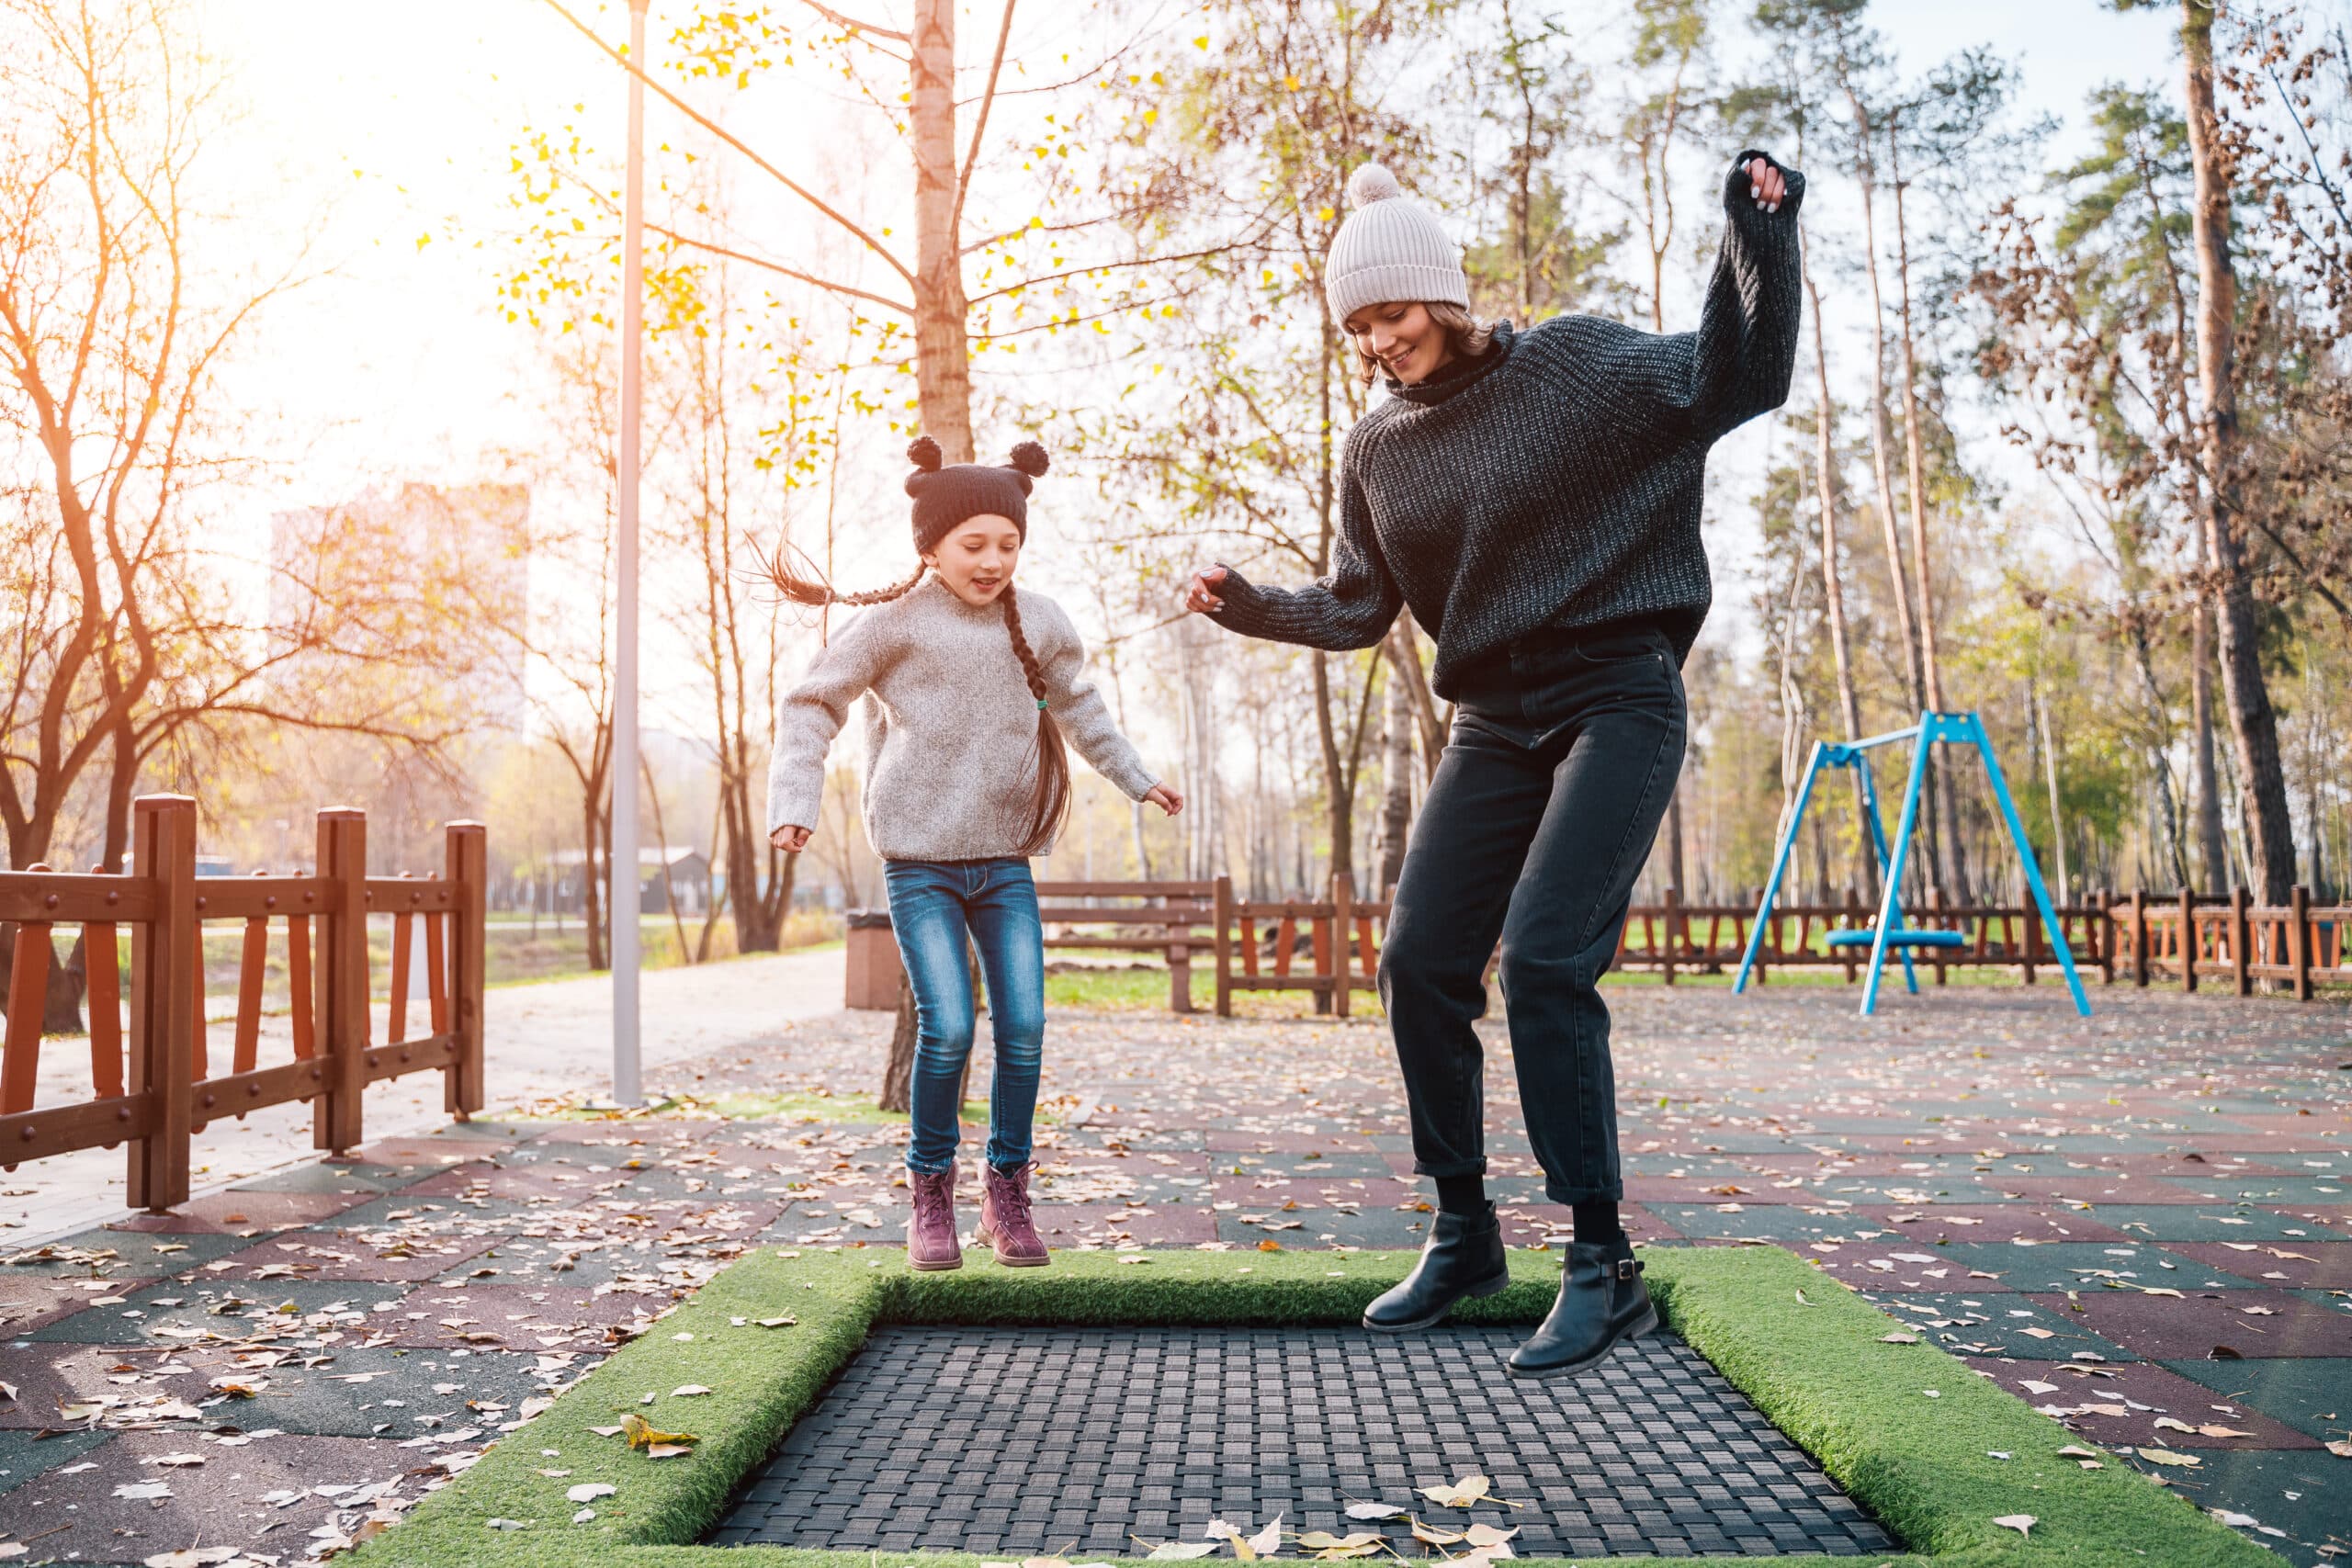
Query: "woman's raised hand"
771 825 812 852
1744 155 1787 213
1183 565 1227 615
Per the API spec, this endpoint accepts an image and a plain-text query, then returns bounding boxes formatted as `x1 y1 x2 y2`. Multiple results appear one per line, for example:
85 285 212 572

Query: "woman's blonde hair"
1350 300 1498 388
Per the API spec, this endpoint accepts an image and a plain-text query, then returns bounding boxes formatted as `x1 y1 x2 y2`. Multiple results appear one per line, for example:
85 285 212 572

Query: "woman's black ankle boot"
1505 1237 1656 1378
1363 1203 1510 1332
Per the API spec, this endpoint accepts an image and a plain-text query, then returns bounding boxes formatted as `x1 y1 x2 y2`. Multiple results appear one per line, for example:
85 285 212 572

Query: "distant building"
269 482 531 733
544 846 713 916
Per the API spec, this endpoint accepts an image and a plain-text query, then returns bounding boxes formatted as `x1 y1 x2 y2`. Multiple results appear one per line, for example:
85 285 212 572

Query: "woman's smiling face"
1343 300 1455 386
923 515 1023 606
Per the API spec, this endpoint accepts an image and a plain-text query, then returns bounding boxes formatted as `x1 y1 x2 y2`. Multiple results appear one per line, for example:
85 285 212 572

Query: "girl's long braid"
1001 582 1072 856
763 545 926 609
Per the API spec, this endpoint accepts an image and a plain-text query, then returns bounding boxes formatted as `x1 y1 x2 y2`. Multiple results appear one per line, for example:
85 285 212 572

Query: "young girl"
767 435 1181 1271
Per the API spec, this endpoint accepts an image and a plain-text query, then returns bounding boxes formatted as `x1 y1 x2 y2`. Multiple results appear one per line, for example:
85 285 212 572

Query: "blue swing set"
1732 710 2090 1017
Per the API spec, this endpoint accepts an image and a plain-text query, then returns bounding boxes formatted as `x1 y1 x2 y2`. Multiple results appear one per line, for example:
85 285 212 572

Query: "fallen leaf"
1419 1472 1495 1508
671 1384 713 1397
1464 1525 1520 1548
114 1481 174 1500
620 1413 699 1452
1412 1521 1466 1547
2138 1448 2201 1467
755 1316 797 1328
567 1482 616 1503
1879 1332 1919 1344
1993 1515 2036 1538
1343 1502 1407 1521
1246 1516 1283 1558
1134 1541 1216 1561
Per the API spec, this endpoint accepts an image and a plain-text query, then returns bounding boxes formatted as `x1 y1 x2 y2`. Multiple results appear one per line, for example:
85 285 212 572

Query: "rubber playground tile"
1215 1207 1437 1249
1204 1129 1380 1154
104 1189 364 1234
367 1283 650 1351
229 1159 411 1197
2018 1173 2240 1204
2158 1174 2352 1205
1637 1202 1849 1243
2150 1445 2352 1565
1973 1359 2319 1450
1861 1291 2139 1361
0 1425 110 1496
25 1277 412 1345
200 1227 503 1284
0 1278 134 1337
0 1427 433 1560
341 1134 501 1169
0 1227 253 1278
179 1343 551 1439
2167 1241 2352 1290
2027 1288 2351 1362
2086 1204 2351 1243
1858 1203 2137 1244
300 1190 543 1235
1024 1203 1218 1247
1939 1240 2261 1289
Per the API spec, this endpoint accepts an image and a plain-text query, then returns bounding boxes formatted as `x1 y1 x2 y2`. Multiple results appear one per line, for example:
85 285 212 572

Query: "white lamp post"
611 0 650 1105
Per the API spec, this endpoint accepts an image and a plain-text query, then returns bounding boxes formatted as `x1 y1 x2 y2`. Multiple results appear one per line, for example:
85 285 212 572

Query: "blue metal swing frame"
1730 710 2090 1017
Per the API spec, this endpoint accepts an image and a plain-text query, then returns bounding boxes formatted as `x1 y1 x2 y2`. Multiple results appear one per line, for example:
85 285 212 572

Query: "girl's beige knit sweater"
766 575 1159 863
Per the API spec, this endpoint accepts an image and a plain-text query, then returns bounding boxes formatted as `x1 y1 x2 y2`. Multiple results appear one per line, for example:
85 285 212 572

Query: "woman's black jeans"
1377 622 1687 1206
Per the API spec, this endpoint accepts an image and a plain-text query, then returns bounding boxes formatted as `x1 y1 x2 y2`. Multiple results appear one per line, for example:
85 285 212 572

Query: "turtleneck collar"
1384 319 1516 406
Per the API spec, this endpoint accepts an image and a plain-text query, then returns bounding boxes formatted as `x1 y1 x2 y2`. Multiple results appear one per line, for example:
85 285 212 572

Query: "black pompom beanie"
906 435 1050 554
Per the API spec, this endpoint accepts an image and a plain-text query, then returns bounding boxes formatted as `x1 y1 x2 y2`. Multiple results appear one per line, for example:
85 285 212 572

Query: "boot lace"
913 1173 952 1230
991 1166 1034 1228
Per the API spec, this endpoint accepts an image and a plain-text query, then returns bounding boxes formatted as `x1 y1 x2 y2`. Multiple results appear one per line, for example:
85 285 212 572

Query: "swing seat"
1825 928 1966 950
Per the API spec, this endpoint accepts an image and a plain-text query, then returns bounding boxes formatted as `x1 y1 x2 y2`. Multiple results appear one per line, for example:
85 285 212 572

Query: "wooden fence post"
2096 889 2115 985
1332 876 1353 1021
2180 887 2198 994
2290 885 2312 1001
127 795 196 1213
445 821 487 1119
315 808 368 1155
1213 876 1233 1018
1662 886 1679 987
2231 886 2252 997
2132 889 2149 987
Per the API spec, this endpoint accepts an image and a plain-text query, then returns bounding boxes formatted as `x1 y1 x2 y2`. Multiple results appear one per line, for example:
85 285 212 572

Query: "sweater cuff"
1204 563 1278 639
1724 149 1805 224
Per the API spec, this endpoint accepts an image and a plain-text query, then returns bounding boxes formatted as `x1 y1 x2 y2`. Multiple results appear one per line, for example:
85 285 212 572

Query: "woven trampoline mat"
708 1324 1896 1558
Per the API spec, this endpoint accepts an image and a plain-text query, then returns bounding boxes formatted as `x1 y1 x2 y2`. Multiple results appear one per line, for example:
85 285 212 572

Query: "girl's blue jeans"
882 857 1046 1177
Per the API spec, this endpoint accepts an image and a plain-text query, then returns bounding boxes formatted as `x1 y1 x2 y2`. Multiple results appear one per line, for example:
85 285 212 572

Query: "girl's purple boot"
978 1162 1049 1267
907 1164 962 1271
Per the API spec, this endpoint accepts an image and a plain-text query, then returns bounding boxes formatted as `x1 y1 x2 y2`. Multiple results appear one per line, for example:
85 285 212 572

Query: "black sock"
1433 1174 1487 1216
1572 1201 1623 1245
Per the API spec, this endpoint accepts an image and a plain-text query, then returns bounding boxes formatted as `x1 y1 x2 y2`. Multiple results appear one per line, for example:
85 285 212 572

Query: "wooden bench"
1035 880 1216 1014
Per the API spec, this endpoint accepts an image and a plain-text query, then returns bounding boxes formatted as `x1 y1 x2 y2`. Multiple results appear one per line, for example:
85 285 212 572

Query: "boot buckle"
1614 1258 1641 1280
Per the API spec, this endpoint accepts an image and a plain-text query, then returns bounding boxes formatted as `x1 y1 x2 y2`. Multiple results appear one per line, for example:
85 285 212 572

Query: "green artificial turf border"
347 1245 2271 1568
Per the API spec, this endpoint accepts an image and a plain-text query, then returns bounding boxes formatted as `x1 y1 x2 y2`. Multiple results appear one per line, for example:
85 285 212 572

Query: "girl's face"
923 516 1023 607
1344 300 1455 386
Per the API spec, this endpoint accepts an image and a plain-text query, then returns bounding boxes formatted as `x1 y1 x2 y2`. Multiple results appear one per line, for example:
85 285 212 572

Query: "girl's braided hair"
762 435 1070 856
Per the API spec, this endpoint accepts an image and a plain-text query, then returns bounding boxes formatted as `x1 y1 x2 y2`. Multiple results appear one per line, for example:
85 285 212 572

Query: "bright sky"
198 0 2191 694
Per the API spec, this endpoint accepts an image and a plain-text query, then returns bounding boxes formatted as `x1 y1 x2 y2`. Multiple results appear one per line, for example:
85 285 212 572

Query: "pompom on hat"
905 435 1051 554
1323 163 1470 327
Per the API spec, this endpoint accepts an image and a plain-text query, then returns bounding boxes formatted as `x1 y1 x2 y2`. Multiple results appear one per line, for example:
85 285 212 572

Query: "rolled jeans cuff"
1411 1156 1488 1179
1545 1180 1623 1206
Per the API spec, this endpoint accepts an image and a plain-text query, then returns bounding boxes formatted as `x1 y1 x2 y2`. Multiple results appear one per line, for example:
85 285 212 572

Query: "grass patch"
350 1244 2267 1568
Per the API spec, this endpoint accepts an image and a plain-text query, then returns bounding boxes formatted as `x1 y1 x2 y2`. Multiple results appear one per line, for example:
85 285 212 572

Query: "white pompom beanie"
1323 163 1469 326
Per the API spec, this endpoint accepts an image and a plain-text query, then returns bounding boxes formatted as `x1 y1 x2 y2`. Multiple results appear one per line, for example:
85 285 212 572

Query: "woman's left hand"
1744 155 1787 214
1145 784 1184 817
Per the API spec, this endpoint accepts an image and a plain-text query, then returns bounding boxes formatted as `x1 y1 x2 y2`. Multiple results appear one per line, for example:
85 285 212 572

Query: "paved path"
1 982 2346 1565
0 947 846 1242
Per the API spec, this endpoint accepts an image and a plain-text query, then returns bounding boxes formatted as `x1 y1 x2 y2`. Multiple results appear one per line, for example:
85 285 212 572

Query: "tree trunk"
1376 660 1413 895
909 0 975 463
1888 122 1972 903
2180 0 2296 904
1800 224 1875 900
2189 569 2229 892
1387 612 1446 781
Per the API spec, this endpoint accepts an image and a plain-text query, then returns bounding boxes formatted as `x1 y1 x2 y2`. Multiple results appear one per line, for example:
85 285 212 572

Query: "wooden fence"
0 795 485 1212
1200 879 2352 1015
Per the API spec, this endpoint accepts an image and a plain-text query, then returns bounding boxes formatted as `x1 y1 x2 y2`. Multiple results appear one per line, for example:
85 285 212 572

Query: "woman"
1185 152 1801 1378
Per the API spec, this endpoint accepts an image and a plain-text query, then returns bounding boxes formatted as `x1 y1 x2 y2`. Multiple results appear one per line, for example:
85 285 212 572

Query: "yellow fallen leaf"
1880 1332 1919 1344
1464 1524 1519 1548
1419 1472 1495 1508
1412 1521 1466 1547
2138 1448 2201 1467
1295 1532 1381 1551
620 1413 699 1451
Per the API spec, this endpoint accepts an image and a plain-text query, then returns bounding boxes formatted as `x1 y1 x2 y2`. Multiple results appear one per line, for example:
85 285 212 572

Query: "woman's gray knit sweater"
766 576 1159 862
1206 152 1805 697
